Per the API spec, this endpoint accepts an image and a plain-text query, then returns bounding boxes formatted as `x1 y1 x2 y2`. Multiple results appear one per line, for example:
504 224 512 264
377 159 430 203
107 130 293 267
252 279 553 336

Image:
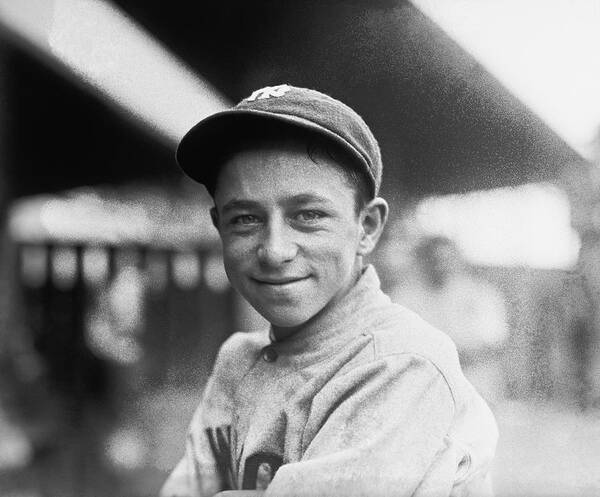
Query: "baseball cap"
176 84 383 197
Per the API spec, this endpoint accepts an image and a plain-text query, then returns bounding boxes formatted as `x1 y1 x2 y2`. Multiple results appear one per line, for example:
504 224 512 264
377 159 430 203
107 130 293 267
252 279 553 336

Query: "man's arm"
214 492 264 497
160 332 259 497
263 354 460 497
159 348 241 497
159 403 225 497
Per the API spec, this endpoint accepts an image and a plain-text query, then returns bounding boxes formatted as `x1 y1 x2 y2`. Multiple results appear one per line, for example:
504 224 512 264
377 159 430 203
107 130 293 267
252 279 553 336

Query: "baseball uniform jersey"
160 265 498 497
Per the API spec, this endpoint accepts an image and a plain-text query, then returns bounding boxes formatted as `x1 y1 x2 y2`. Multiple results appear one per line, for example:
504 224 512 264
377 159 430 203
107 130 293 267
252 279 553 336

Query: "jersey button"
262 345 278 363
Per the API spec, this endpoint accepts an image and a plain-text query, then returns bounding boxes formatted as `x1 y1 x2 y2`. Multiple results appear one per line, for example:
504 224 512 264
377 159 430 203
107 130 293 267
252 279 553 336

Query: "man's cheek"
223 242 253 277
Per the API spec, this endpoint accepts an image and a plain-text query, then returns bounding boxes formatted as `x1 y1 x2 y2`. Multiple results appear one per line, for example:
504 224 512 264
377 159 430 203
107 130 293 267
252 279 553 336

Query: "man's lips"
252 276 310 286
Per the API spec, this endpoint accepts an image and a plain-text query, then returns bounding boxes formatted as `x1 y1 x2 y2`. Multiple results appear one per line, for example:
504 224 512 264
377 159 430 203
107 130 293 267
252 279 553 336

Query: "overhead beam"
0 0 229 145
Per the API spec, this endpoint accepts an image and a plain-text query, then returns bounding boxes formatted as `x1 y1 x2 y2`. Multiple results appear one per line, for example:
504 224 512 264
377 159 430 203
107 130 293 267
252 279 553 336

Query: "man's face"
212 140 365 333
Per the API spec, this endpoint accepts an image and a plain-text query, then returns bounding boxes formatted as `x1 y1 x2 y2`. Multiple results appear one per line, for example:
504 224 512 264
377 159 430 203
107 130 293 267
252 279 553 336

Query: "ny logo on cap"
246 84 291 102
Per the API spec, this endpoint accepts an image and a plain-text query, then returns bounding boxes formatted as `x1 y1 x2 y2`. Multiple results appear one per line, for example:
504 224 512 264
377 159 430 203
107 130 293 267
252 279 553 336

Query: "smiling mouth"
253 276 309 286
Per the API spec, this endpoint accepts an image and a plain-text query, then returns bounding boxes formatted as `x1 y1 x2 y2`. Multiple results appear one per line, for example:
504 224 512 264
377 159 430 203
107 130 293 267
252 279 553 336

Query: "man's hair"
305 134 372 215
211 123 373 214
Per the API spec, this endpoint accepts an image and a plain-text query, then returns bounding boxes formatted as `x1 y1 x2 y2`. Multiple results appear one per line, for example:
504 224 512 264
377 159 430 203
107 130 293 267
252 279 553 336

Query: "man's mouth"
252 276 310 286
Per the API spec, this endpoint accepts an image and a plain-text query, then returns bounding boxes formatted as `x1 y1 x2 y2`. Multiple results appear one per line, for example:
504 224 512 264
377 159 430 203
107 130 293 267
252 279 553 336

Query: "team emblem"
245 84 291 102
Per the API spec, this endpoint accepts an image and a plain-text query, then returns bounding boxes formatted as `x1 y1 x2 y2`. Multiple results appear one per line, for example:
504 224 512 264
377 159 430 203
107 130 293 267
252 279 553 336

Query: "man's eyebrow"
286 193 333 205
221 199 261 214
221 194 333 214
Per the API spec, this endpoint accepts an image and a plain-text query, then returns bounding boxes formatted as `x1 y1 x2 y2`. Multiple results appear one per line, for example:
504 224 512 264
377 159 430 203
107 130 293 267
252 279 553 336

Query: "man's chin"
254 305 317 331
263 314 311 330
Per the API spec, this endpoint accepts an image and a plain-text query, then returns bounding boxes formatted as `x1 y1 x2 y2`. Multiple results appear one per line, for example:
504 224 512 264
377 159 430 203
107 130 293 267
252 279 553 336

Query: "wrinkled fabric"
160 266 498 497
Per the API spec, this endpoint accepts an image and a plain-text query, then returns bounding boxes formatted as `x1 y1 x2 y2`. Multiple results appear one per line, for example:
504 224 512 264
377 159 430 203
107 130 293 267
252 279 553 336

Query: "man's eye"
295 210 324 222
232 214 260 225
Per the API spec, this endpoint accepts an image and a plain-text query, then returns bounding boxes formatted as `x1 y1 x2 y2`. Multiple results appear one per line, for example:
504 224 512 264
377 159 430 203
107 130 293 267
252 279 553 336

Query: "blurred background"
0 1 599 496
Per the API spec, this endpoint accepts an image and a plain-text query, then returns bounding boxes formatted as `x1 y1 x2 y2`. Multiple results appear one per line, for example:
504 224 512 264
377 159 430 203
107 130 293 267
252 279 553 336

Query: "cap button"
262 345 278 363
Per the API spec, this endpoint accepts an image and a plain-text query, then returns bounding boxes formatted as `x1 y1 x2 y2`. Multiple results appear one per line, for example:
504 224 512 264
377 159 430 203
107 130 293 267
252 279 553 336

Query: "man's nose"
257 222 297 266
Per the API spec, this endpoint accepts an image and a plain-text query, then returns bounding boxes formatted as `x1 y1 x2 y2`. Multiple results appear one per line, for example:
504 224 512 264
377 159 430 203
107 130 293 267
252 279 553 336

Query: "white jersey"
160 266 498 497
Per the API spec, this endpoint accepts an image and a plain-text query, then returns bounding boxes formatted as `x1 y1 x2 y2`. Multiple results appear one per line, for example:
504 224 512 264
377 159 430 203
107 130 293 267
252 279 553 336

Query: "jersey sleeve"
159 333 254 497
158 372 225 497
263 354 461 497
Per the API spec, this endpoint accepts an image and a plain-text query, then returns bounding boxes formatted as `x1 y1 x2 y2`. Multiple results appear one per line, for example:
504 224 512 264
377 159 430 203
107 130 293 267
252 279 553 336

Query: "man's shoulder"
368 303 457 358
366 302 463 393
199 329 271 409
210 329 270 382
215 329 270 366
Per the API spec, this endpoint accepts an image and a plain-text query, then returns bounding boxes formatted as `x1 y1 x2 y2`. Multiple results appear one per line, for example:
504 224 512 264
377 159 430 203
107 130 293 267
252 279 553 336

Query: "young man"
160 85 498 497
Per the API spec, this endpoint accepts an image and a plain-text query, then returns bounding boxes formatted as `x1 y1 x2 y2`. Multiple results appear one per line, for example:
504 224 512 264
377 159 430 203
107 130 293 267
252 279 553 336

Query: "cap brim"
176 109 371 194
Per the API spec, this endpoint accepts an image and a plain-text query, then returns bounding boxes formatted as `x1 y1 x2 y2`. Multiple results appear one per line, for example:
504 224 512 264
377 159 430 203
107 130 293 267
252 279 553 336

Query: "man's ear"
357 197 388 256
210 206 219 230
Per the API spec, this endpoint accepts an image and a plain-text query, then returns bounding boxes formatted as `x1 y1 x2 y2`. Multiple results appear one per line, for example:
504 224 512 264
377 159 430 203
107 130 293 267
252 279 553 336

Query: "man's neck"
270 263 365 342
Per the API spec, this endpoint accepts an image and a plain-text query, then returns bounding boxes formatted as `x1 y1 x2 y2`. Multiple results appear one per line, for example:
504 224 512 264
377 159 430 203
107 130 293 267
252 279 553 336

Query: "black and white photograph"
0 1 599 496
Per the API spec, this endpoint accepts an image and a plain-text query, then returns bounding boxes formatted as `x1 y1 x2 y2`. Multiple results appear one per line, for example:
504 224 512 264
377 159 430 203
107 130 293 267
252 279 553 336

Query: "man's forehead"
214 147 356 208
219 138 346 180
